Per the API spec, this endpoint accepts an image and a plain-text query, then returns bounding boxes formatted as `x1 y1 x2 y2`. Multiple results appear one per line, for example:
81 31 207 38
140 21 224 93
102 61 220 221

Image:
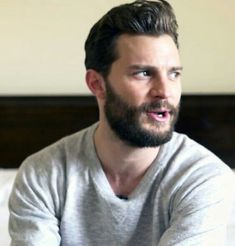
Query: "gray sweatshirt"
9 123 234 246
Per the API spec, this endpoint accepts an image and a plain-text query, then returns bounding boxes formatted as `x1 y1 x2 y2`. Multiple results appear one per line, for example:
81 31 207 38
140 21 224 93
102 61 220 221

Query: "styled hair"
85 0 179 78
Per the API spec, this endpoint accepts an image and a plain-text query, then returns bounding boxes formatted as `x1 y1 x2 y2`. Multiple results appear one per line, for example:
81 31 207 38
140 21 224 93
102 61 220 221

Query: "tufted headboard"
0 95 234 168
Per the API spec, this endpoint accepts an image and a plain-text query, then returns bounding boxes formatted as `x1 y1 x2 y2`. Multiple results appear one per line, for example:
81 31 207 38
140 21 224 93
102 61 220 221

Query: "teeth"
157 112 164 117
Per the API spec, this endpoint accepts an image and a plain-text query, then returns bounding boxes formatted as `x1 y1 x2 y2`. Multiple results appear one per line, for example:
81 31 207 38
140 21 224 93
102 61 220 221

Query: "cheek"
172 83 181 104
119 86 146 106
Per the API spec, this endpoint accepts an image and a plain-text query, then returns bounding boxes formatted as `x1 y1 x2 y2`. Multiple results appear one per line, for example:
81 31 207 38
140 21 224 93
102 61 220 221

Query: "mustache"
138 100 179 114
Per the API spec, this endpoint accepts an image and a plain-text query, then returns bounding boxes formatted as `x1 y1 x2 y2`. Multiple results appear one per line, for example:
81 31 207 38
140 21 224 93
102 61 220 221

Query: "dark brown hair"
85 0 179 78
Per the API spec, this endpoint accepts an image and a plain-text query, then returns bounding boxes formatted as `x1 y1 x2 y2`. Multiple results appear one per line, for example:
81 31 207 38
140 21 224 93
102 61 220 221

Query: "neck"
94 121 160 196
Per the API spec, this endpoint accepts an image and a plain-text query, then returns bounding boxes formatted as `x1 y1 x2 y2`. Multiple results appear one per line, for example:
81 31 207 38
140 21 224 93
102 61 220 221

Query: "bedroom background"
0 1 235 246
0 0 235 95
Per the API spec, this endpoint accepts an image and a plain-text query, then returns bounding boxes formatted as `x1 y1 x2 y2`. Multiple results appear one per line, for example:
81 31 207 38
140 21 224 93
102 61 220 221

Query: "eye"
168 70 181 81
133 70 151 80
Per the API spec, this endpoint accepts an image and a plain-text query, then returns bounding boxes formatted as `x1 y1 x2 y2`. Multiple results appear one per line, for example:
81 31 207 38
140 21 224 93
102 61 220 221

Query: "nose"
149 74 170 99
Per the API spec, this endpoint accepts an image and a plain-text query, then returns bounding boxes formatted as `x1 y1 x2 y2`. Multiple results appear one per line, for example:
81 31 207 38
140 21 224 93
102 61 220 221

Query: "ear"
86 69 106 100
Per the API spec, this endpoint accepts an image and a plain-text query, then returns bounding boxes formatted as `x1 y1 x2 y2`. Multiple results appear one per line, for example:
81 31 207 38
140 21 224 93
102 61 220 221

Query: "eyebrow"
128 64 183 71
170 66 183 71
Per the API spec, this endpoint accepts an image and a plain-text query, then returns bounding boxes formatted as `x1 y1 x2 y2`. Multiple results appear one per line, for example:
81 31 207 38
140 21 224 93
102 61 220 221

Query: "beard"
104 81 180 148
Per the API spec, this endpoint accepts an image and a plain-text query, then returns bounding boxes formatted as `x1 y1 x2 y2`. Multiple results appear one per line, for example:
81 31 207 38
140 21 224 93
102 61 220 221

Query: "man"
9 1 234 245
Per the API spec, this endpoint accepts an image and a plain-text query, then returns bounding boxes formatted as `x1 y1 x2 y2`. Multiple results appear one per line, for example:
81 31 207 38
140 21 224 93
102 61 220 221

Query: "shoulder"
159 131 235 199
10 123 98 216
155 133 235 245
165 132 229 171
15 123 98 187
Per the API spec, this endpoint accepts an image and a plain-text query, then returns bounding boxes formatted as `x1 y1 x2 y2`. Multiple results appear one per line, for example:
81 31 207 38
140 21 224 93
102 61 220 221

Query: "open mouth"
156 111 168 118
147 110 170 122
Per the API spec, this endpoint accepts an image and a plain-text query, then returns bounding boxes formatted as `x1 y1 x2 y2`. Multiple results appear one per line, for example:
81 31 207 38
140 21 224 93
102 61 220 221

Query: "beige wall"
0 0 234 95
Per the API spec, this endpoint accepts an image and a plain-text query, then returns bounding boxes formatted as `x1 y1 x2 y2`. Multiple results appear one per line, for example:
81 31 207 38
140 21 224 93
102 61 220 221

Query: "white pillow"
0 169 17 206
226 170 235 246
0 168 17 246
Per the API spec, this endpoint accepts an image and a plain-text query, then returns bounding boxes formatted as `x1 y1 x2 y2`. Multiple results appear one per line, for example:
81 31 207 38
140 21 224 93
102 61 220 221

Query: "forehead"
114 34 181 67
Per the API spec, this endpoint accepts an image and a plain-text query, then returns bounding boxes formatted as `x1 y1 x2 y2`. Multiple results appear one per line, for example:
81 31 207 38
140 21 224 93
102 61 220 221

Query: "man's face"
103 34 182 147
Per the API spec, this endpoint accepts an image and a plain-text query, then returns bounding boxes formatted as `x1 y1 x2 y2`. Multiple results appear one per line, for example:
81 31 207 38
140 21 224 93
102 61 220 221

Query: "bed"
0 95 235 245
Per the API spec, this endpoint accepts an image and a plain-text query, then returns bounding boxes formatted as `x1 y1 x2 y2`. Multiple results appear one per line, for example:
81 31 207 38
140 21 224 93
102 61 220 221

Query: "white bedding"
0 169 17 246
1 168 235 246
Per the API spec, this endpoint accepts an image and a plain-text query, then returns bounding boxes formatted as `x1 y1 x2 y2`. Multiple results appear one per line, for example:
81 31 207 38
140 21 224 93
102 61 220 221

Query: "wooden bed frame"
0 95 234 169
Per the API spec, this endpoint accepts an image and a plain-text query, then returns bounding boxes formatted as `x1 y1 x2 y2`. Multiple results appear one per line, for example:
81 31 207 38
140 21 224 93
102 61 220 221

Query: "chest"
59 181 169 246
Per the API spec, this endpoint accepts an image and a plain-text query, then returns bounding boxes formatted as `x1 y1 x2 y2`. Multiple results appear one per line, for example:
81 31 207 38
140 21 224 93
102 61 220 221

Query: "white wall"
171 0 235 94
0 0 234 95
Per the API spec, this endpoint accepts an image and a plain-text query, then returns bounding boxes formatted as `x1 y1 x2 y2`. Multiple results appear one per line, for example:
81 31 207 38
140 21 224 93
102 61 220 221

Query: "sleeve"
8 155 64 246
158 166 235 246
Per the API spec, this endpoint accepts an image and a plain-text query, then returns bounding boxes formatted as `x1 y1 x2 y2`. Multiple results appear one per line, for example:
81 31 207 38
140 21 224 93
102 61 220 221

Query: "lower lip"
146 112 170 122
